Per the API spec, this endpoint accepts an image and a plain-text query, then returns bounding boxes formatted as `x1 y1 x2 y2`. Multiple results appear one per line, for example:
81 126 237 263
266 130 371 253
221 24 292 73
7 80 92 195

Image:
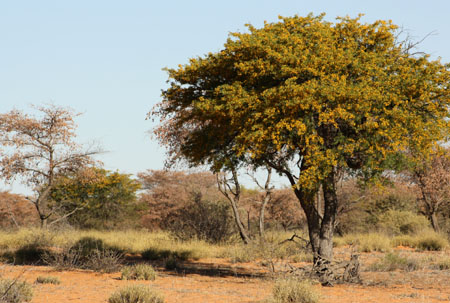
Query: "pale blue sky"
1 1 450 194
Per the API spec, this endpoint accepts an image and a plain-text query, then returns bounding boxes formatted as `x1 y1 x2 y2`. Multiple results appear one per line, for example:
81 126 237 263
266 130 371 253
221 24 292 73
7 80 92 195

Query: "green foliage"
369 253 420 272
50 167 143 229
108 285 164 303
154 13 450 190
269 278 319 303
121 264 157 281
35 276 60 285
0 279 33 303
376 210 430 236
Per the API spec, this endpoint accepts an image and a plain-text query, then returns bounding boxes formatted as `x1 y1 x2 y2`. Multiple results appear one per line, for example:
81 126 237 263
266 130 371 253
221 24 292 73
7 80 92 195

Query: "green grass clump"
415 232 448 251
0 279 33 303
369 253 420 272
108 285 164 303
269 278 319 303
121 264 157 280
358 233 392 252
35 276 61 285
393 231 448 251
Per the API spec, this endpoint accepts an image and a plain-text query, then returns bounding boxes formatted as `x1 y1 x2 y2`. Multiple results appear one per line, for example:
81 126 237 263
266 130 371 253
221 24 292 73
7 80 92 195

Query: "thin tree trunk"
217 169 251 245
258 167 272 239
430 212 440 233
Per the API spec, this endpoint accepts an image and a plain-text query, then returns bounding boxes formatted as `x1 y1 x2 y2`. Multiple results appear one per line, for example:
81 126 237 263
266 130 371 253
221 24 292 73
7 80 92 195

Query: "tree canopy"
153 14 450 185
152 14 450 269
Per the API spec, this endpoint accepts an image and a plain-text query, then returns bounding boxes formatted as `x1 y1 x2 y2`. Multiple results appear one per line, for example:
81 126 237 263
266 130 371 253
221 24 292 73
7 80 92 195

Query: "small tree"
408 149 450 232
0 105 99 228
50 167 142 229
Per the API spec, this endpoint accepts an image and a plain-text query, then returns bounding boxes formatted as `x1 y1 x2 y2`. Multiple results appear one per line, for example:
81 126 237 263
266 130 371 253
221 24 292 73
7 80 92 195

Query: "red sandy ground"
1 247 449 303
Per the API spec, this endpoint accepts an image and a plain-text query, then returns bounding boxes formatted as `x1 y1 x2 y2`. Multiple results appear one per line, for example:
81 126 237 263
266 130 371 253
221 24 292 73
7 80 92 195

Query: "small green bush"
35 276 61 285
164 256 178 270
270 278 319 303
0 279 33 303
121 264 157 281
141 248 172 261
369 253 419 272
108 285 164 303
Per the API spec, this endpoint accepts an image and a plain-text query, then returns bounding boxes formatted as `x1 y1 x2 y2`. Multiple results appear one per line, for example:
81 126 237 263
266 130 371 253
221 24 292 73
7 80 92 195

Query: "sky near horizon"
1 1 450 194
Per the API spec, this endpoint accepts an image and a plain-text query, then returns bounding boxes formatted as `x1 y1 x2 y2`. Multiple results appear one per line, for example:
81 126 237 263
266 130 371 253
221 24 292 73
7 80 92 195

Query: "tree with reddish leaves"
409 149 450 232
0 105 100 228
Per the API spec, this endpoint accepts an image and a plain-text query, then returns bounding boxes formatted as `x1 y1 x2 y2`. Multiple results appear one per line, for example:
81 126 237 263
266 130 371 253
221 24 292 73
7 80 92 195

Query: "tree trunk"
318 170 338 262
230 198 251 244
430 212 440 233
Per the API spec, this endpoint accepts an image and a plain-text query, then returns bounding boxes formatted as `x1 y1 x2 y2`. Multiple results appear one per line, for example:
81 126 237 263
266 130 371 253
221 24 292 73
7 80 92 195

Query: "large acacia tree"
152 14 450 264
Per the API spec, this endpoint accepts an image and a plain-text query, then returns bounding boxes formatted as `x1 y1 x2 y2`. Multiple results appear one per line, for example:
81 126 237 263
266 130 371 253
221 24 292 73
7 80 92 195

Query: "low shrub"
357 233 391 252
43 243 123 273
0 279 33 303
35 276 60 285
269 278 319 303
108 285 164 303
164 256 178 270
82 249 123 273
393 231 448 251
435 257 450 270
369 253 420 272
141 248 193 262
415 232 448 251
11 244 50 265
121 264 157 281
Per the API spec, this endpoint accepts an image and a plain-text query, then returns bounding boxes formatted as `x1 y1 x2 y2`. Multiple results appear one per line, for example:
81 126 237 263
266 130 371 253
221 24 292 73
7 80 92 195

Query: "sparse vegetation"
369 253 420 272
269 278 320 303
121 264 157 281
0 279 33 303
108 285 164 303
35 276 60 285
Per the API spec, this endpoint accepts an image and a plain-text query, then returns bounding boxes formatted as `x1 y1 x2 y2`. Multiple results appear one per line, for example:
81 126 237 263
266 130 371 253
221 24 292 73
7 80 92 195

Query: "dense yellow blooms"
153 14 450 190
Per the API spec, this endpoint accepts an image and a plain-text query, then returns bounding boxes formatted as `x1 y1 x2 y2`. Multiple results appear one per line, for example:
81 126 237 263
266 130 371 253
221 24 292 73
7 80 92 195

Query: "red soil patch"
1 248 449 303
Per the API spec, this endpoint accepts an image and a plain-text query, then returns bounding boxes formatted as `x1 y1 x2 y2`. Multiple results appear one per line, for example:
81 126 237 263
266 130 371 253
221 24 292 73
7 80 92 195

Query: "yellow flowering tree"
152 14 450 266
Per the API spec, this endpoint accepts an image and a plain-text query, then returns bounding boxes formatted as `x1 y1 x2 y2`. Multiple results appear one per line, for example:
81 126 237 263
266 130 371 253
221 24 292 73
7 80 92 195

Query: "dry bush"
108 285 164 303
0 279 33 303
138 170 223 230
392 231 448 251
121 264 157 281
369 253 420 272
35 276 60 285
166 194 234 243
0 192 39 229
269 278 319 303
43 237 123 272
